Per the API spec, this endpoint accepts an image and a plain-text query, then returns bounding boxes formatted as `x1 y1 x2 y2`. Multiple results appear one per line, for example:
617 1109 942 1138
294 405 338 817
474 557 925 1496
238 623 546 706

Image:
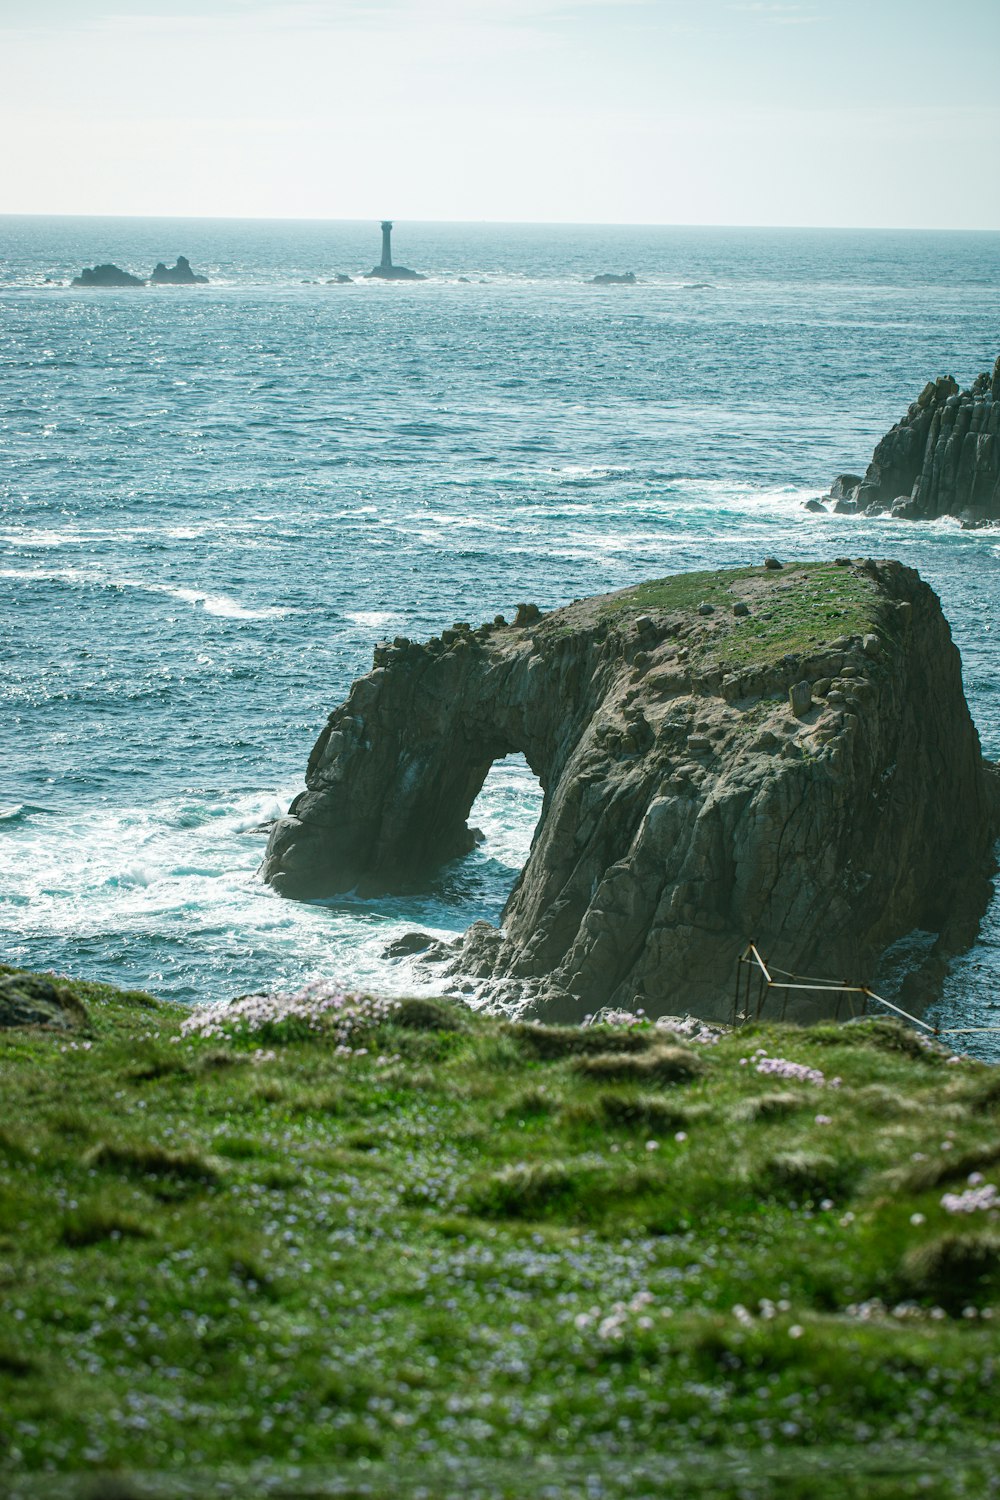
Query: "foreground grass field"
1 969 999 1498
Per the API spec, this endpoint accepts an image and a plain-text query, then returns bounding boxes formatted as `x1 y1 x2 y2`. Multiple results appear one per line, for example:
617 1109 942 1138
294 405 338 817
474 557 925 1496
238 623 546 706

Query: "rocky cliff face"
261 561 996 1022
832 358 1000 525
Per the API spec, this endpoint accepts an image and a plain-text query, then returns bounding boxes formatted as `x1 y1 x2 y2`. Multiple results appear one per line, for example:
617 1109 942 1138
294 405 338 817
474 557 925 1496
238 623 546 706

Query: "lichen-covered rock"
261 562 996 1022
838 360 1000 525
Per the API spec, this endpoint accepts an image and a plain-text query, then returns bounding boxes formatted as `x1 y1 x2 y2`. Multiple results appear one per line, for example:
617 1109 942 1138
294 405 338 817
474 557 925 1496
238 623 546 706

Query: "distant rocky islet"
71 255 209 287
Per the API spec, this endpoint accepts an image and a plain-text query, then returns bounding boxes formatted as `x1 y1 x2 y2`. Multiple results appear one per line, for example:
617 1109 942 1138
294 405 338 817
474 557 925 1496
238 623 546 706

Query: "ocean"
2 216 999 1050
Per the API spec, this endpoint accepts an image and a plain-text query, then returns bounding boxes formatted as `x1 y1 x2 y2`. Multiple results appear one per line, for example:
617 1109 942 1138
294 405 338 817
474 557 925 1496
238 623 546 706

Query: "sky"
1 0 997 228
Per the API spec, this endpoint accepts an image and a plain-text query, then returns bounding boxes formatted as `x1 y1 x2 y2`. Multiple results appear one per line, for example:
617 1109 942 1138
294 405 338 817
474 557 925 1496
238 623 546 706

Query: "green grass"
584 561 885 673
1 974 999 1498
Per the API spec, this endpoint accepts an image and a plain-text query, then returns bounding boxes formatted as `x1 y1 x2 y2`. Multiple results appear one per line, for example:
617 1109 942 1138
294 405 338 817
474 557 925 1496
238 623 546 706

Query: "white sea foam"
345 611 399 629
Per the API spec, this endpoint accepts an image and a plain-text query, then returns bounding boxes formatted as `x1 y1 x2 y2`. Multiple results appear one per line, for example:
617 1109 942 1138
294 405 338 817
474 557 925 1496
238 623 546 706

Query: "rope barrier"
733 942 1000 1040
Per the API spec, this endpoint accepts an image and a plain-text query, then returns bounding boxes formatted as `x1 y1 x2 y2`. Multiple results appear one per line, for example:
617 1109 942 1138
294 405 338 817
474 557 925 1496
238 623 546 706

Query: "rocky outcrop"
589 272 638 285
0 972 89 1029
71 263 145 287
832 359 1000 526
364 265 425 281
150 256 208 285
261 561 996 1022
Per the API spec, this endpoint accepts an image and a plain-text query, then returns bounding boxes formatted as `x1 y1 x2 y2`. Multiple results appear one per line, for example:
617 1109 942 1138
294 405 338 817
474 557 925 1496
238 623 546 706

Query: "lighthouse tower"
364 221 425 281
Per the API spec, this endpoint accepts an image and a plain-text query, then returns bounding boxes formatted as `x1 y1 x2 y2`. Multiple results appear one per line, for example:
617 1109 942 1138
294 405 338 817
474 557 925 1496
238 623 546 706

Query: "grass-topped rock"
1 972 999 1497
262 560 996 1021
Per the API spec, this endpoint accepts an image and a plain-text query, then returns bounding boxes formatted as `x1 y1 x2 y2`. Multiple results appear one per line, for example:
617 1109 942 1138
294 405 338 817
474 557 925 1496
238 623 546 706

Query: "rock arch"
262 565 996 1021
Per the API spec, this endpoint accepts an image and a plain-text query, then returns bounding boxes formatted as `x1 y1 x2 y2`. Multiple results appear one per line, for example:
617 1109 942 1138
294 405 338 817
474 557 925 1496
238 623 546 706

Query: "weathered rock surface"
71 263 145 287
0 972 89 1029
832 359 1000 525
150 255 209 284
261 562 997 1022
588 272 638 285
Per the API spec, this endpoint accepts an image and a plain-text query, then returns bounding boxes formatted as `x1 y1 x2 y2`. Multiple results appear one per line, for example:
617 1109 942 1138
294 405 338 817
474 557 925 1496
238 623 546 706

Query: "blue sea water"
2 216 1000 1047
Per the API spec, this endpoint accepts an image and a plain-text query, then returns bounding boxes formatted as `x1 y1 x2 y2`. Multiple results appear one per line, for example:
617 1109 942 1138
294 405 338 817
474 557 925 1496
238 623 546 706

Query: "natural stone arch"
262 565 996 1022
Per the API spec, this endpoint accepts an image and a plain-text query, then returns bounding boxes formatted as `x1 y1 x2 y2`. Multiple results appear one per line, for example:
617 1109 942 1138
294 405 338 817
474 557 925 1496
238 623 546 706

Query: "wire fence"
733 942 1000 1041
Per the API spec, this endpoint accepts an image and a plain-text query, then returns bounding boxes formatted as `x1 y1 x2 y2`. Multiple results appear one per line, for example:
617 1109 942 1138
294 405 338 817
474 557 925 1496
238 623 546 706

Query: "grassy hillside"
1 970 999 1498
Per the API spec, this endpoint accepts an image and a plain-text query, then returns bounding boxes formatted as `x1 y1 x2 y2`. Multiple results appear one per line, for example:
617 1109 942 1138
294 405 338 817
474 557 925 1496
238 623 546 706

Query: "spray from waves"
345 610 402 630
0 564 292 620
146 584 290 620
1 757 542 1006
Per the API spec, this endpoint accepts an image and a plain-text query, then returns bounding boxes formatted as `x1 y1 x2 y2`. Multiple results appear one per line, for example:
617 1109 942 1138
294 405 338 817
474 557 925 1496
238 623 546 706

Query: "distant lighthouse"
364 221 425 281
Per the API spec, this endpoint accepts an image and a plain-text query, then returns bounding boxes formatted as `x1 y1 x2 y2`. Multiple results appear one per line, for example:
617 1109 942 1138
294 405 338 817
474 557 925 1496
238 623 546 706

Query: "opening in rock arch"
443 753 543 920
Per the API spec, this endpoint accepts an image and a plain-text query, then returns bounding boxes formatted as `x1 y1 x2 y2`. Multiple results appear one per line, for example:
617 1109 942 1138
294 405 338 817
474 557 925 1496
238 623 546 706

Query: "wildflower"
814 1114 832 1125
754 1056 826 1086
941 1182 998 1215
910 1212 926 1226
674 1131 688 1143
645 1140 659 1152
788 1325 803 1339
179 980 400 1048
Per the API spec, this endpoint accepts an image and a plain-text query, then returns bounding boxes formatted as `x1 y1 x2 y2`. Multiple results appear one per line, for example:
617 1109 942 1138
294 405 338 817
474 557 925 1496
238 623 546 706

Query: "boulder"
0 972 88 1029
588 272 638 285
788 680 813 718
830 473 864 502
261 562 997 1024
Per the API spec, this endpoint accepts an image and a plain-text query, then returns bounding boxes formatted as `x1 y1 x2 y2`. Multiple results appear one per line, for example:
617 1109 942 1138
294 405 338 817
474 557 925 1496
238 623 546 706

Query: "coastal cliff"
262 561 996 1021
832 359 1000 525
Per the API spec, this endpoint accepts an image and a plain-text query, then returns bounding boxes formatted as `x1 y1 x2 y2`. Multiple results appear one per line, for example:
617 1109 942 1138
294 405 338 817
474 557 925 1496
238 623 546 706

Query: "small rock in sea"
764 557 783 570
803 498 828 514
384 932 436 958
150 255 208 285
71 263 145 288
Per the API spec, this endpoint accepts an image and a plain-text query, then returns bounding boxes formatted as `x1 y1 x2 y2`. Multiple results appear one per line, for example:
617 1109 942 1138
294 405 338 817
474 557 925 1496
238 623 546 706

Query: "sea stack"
829 358 1000 527
364 221 425 281
261 560 998 1023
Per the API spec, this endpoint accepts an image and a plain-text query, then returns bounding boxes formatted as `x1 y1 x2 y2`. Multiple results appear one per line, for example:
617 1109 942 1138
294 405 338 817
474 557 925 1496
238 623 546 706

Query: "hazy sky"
1 0 997 227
